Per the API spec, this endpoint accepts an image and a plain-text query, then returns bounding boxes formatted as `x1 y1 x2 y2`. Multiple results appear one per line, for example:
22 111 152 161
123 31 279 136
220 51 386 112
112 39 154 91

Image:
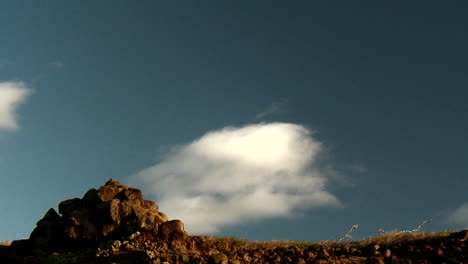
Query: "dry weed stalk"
377 220 431 235
336 224 359 242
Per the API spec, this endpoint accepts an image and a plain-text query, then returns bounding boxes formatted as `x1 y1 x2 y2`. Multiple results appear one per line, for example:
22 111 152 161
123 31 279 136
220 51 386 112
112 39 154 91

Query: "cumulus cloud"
0 82 31 130
132 122 341 234
448 202 468 228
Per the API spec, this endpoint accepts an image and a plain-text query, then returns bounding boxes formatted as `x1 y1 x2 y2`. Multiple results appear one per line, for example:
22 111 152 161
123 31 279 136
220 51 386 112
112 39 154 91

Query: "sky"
0 1 467 242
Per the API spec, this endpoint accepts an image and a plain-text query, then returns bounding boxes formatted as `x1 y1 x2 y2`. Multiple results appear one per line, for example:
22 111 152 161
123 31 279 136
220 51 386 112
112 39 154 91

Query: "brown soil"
1 229 466 264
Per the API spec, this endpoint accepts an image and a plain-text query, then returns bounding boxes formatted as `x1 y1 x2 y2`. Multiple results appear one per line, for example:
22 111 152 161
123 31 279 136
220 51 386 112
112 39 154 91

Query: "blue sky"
0 1 467 241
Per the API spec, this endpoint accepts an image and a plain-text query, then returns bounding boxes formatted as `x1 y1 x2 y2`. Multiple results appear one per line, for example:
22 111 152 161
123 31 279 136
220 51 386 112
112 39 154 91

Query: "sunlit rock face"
28 179 186 251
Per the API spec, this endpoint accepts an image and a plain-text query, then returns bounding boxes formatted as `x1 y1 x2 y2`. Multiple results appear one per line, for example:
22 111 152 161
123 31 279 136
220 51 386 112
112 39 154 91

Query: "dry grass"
203 235 320 249
353 231 453 247
0 241 11 246
203 231 454 249
203 221 455 249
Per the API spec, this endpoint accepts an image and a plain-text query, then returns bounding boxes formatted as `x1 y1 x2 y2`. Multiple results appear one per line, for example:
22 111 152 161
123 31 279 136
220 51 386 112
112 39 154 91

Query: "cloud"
255 99 287 119
48 60 63 68
0 82 31 130
448 202 468 228
131 122 341 234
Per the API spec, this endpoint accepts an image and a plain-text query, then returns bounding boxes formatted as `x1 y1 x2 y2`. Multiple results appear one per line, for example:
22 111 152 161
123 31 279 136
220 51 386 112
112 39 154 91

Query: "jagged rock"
26 179 184 253
210 252 228 264
97 179 127 202
58 198 82 215
29 208 67 250
159 220 187 241
82 189 102 208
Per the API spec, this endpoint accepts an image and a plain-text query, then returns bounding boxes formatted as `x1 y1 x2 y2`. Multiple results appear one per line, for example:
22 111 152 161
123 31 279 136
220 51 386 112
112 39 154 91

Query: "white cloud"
448 203 468 228
131 122 341 234
0 82 31 130
255 99 287 119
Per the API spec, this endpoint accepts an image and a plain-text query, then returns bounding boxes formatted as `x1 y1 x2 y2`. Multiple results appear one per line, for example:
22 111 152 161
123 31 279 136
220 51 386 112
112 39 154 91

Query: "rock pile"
1 180 467 264
23 179 187 253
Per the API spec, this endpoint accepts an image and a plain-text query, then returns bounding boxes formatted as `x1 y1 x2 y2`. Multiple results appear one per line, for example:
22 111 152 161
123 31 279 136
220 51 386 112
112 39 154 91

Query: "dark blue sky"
0 1 467 241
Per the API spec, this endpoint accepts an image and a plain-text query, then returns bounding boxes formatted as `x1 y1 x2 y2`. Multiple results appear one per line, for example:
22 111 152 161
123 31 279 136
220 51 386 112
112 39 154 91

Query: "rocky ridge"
1 180 467 264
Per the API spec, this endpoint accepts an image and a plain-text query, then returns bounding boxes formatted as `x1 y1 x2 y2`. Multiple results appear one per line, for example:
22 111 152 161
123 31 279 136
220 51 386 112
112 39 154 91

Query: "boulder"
58 198 81 215
159 220 187 241
210 252 228 264
29 208 67 250
97 179 127 202
82 188 102 208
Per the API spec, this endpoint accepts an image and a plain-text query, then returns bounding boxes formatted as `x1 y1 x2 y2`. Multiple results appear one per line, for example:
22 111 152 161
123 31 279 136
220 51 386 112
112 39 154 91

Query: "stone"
449 229 468 241
296 258 306 264
58 198 81 215
180 254 190 263
312 259 329 264
25 179 181 254
29 208 67 250
366 256 384 264
159 220 186 241
97 179 127 202
63 207 98 239
82 188 102 208
210 253 228 264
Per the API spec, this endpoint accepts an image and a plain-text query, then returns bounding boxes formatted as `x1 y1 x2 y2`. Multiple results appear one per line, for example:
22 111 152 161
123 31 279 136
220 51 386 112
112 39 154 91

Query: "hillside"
1 180 466 264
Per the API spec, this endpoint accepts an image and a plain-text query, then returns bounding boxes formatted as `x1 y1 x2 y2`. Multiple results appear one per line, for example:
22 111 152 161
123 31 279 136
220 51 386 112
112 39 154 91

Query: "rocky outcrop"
25 179 187 253
2 180 467 264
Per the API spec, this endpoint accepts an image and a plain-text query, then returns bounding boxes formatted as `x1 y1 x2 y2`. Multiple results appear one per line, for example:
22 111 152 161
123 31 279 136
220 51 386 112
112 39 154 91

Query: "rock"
25 179 181 253
312 259 329 264
296 258 306 264
242 253 251 262
159 220 186 241
97 179 127 202
82 188 102 208
318 247 330 257
114 187 144 201
29 208 67 250
58 198 81 215
63 207 98 239
6 179 467 264
228 259 242 264
449 229 468 241
9 239 32 256
210 253 228 264
366 256 384 264
180 254 190 263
